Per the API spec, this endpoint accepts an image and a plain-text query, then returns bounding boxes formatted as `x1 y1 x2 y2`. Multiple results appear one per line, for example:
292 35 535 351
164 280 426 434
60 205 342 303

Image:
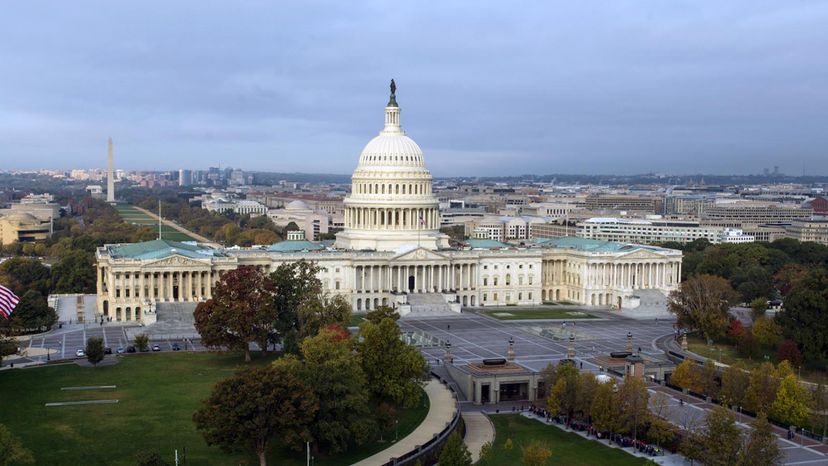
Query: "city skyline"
2 2 827 176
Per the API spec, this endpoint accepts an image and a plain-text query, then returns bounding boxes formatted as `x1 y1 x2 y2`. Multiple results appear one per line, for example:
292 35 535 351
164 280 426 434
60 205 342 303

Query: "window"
493 277 499 286
483 293 488 302
528 275 534 285
494 293 499 301
483 278 488 286
505 274 511 286
529 292 533 300
335 281 340 290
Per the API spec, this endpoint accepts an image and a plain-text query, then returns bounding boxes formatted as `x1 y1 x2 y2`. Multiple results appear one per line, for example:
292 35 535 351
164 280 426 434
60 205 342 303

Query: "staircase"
404 293 458 318
133 302 200 339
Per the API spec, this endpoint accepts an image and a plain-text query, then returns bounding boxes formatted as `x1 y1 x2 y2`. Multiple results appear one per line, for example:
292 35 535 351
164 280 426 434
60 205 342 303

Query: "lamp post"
46 345 50 361
395 419 399 442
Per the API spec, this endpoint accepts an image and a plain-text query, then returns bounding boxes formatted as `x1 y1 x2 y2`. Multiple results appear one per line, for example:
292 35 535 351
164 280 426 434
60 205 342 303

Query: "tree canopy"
668 274 739 341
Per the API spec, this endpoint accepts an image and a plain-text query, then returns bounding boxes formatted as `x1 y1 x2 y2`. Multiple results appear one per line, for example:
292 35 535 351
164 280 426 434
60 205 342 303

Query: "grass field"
478 414 651 466
0 352 428 466
349 314 366 326
112 204 196 242
481 308 596 320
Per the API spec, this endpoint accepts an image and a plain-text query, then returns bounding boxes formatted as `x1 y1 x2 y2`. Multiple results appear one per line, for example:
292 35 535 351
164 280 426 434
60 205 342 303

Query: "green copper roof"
465 239 511 249
267 240 325 253
109 239 219 260
533 236 674 254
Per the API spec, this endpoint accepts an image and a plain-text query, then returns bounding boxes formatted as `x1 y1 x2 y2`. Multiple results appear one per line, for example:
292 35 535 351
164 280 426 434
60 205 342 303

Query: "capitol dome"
334 80 450 252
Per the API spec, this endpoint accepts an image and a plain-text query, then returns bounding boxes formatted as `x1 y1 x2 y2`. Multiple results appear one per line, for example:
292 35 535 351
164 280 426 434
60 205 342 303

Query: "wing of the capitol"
94 84 683 323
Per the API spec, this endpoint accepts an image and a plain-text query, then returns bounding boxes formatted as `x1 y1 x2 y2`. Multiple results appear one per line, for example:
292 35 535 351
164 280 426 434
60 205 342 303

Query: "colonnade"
542 259 680 290
352 262 478 293
344 206 439 230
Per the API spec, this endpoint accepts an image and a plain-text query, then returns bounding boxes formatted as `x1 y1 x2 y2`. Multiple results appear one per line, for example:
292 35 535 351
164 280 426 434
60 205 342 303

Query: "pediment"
146 254 210 267
618 249 664 261
392 247 449 262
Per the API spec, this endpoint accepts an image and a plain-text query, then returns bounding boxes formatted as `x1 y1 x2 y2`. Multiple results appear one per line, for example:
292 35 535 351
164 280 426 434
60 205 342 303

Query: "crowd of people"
526 405 665 457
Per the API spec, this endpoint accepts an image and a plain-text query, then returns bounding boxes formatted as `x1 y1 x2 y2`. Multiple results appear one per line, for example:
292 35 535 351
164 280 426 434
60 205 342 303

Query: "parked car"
116 347 125 354
75 349 85 357
151 344 161 352
104 347 112 355
139 346 149 352
171 343 181 351
126 346 136 353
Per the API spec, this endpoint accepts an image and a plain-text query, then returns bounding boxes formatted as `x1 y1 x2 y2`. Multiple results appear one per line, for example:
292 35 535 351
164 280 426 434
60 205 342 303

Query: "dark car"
139 346 150 352
171 343 181 351
104 347 113 355
126 346 136 353
151 344 161 352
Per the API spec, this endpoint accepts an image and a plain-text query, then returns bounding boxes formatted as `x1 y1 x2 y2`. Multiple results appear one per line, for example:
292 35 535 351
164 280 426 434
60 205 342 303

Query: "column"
168 272 174 301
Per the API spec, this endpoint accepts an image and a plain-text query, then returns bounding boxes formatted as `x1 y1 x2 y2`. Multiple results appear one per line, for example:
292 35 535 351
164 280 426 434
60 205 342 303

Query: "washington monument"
106 137 115 203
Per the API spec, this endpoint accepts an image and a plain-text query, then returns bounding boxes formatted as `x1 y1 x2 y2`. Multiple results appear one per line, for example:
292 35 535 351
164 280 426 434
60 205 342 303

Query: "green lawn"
481 308 596 320
113 204 196 242
0 352 428 466
349 314 366 326
479 414 651 466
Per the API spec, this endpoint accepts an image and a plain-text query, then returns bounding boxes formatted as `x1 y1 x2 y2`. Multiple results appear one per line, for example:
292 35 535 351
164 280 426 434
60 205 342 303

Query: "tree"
777 339 803 367
720 363 749 407
522 440 552 466
134 451 171 466
775 268 828 361
772 373 810 427
728 319 746 342
85 337 104 366
0 257 51 297
0 423 34 465
591 379 621 434
617 376 649 440
273 327 373 454
575 372 599 419
270 261 322 353
133 333 149 352
746 362 779 414
699 358 719 399
669 360 698 393
750 298 768 320
546 362 579 422
358 317 426 407
752 317 783 348
298 293 351 339
364 305 399 324
50 250 96 293
701 406 743 466
479 441 493 462
9 290 57 332
194 266 275 362
740 413 783 466
0 334 18 368
193 366 318 466
668 274 739 341
438 431 472 466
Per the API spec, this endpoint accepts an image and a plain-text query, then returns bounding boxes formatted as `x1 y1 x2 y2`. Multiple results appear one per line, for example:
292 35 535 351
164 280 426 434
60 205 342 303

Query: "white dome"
358 134 425 168
285 200 311 211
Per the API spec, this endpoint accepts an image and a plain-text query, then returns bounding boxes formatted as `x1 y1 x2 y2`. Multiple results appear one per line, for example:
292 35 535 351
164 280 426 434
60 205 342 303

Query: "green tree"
668 274 739 341
193 366 318 466
364 305 400 324
269 260 322 353
0 334 18 367
0 257 51 296
522 439 552 466
133 333 149 352
701 406 743 466
438 431 472 466
772 374 810 427
194 266 275 362
752 317 783 348
699 358 719 399
746 362 779 414
85 337 104 366
576 371 599 419
546 362 579 422
273 327 373 454
298 293 351 339
750 297 768 320
358 317 427 407
740 413 783 466
776 268 828 361
50 250 96 293
9 290 57 332
0 423 34 465
591 379 621 434
617 376 650 440
720 363 749 407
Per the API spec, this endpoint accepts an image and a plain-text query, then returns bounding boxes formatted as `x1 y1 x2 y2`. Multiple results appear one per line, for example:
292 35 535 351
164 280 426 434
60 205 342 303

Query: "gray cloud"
1 1 826 175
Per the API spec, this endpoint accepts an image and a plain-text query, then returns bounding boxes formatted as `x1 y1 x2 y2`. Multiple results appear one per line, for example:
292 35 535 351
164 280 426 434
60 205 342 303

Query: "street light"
394 419 399 442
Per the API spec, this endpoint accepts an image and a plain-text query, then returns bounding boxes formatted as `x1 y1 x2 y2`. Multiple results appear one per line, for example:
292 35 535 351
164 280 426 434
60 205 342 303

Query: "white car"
76 349 85 357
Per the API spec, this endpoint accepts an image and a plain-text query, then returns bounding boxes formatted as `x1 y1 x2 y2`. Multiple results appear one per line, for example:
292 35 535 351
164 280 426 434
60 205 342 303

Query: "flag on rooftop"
0 285 20 319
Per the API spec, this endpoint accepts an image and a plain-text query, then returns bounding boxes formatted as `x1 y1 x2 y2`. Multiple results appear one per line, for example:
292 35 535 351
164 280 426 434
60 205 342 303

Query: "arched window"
506 274 511 286
494 277 499 286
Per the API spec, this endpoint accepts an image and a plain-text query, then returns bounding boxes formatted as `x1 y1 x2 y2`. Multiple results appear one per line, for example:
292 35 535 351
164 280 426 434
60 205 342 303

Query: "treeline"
190 262 427 465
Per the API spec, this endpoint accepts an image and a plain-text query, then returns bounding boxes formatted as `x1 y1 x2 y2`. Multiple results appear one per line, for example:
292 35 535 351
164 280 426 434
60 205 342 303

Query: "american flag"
0 285 20 319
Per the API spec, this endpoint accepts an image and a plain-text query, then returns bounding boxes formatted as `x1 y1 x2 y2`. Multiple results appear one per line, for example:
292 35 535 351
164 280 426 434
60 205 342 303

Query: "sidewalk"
352 379 456 466
462 411 494 463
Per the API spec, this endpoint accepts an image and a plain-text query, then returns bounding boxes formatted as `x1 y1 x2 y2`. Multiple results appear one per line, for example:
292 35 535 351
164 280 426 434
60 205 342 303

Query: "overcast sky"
1 1 827 176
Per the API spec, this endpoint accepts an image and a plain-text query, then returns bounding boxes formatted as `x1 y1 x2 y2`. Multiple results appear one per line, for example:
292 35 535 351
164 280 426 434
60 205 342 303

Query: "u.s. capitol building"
95 83 682 323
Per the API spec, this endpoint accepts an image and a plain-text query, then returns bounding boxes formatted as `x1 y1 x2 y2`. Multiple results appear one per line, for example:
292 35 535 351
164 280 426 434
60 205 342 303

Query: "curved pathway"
353 379 456 466
462 411 494 463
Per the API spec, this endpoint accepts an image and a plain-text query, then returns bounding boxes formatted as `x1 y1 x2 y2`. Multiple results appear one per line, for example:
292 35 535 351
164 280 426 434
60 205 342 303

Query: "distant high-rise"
179 169 193 186
106 138 115 203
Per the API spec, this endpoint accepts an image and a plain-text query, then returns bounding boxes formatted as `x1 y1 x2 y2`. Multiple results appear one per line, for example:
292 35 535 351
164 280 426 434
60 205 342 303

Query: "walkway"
131 205 217 245
353 379 456 466
461 411 494 463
